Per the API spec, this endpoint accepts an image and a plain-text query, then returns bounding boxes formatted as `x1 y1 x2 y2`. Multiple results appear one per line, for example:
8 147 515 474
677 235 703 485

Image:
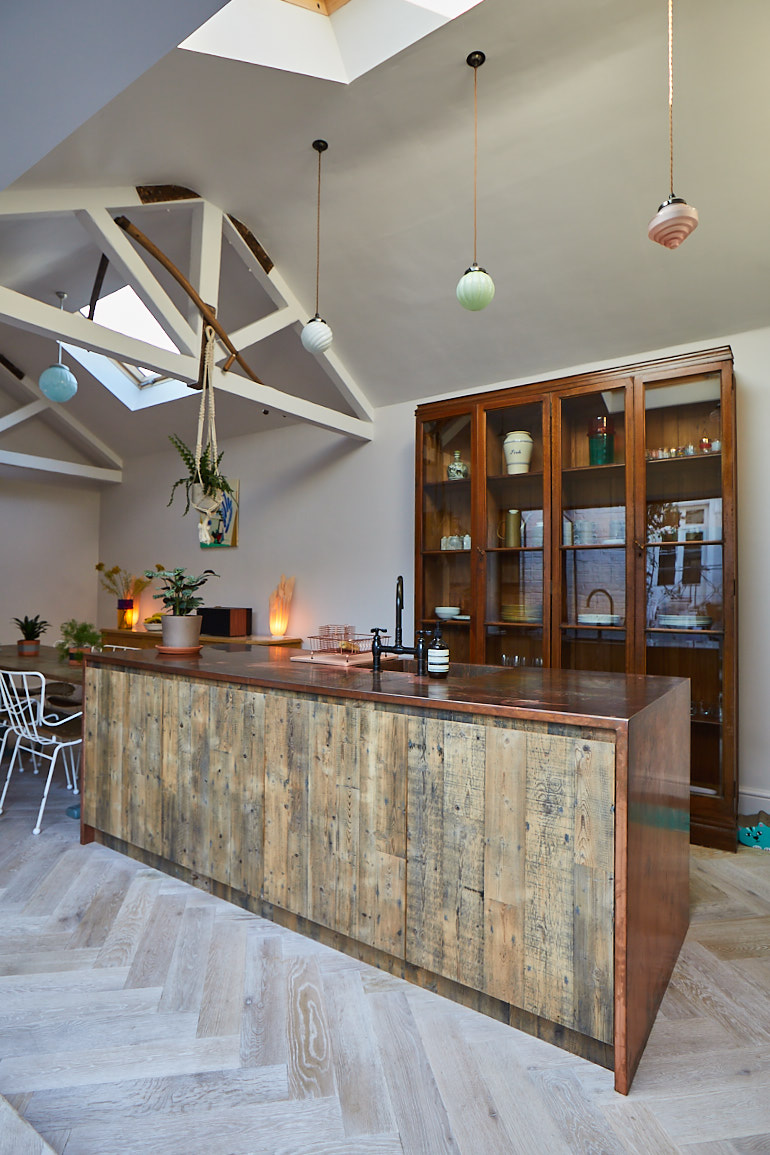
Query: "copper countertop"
84 643 687 731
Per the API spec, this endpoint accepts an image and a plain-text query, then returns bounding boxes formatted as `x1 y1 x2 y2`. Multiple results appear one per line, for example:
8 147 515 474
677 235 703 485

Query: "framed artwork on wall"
198 481 239 549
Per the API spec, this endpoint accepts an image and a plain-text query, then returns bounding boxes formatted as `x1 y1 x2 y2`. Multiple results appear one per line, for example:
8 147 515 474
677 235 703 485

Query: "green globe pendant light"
456 51 495 311
39 291 78 402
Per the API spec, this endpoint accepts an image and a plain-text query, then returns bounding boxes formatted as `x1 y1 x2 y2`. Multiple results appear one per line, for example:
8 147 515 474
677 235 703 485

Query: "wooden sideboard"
100 628 302 650
82 647 690 1094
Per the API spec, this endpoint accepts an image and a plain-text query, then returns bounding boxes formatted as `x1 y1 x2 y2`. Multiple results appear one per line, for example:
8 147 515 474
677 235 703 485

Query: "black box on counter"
197 606 253 637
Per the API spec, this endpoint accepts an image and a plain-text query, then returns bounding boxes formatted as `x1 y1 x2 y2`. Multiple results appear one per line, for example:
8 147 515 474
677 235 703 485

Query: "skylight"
86 285 179 370
65 285 191 412
180 0 486 84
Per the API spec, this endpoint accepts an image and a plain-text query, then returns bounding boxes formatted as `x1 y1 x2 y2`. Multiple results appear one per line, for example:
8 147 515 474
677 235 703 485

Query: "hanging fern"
167 433 235 515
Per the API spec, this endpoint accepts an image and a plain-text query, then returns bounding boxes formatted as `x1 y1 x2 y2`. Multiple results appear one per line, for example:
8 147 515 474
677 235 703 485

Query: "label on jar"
428 646 449 677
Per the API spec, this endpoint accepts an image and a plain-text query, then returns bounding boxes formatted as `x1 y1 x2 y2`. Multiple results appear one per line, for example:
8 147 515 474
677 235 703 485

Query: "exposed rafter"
76 208 198 355
0 352 123 482
221 214 374 422
0 449 121 483
0 186 374 454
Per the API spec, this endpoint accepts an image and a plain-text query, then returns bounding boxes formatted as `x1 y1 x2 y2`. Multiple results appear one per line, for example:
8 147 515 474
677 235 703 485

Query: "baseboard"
738 786 770 819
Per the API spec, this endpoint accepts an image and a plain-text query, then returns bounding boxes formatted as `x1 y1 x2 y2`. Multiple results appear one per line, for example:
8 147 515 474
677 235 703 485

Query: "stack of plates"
577 613 622 626
658 614 712 629
501 603 542 623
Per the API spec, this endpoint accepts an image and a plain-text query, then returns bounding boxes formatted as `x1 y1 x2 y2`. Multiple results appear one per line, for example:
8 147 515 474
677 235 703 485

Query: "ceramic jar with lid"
503 431 533 474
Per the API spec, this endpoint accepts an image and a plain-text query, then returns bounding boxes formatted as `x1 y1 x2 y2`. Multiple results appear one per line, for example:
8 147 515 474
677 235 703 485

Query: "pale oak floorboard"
1 772 770 1153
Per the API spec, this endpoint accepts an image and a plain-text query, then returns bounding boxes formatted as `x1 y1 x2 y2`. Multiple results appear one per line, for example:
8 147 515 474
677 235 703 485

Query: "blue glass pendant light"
39 291 78 402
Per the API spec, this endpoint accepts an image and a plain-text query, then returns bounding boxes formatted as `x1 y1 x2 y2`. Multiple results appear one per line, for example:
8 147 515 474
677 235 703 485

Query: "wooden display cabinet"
415 347 737 849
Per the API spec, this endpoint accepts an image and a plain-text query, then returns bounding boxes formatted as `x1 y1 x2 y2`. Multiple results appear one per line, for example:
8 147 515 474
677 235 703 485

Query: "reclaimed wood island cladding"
81 646 690 1094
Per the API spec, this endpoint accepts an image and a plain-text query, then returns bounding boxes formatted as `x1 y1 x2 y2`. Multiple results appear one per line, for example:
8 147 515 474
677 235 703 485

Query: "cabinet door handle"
633 539 645 556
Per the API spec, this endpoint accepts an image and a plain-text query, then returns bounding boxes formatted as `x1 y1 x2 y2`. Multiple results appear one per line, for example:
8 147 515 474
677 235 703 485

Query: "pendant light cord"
473 62 479 265
56 292 66 365
315 145 322 316
668 0 675 198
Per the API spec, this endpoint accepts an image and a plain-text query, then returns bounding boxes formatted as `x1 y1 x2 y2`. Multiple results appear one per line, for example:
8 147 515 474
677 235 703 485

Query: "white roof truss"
0 186 374 457
0 353 123 483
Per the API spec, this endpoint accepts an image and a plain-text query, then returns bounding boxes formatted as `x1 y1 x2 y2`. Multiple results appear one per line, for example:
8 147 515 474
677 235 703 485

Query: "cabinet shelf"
562 462 626 475
423 478 471 493
646 539 723 548
424 617 470 626
486 620 543 629
487 470 544 482
647 627 723 636
645 453 721 502
561 542 626 551
487 545 543 553
562 623 626 631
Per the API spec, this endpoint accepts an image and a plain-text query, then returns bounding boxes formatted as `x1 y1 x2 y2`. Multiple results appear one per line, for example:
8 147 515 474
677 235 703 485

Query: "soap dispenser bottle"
428 625 449 678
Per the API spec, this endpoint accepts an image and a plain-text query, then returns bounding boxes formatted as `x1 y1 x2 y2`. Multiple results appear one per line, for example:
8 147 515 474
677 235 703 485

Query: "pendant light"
39 291 78 402
301 139 333 354
456 51 495 311
647 0 698 249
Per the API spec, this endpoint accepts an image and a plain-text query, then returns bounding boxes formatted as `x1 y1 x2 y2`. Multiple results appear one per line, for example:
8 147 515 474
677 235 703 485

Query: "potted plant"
167 434 235 517
12 614 49 657
95 562 163 629
143 567 218 650
56 620 102 665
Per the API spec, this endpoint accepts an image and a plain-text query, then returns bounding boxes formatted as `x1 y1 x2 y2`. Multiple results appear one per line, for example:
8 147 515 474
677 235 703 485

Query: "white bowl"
435 606 460 620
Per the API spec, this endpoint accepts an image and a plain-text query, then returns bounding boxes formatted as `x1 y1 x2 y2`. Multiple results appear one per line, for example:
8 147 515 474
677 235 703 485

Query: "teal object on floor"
66 804 80 820
738 821 770 849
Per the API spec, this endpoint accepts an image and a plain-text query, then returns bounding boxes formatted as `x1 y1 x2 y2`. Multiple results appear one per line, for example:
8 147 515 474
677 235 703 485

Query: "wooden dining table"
0 644 84 684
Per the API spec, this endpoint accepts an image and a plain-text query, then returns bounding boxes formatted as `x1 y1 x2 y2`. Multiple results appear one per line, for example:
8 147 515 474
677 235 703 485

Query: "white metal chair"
0 670 82 835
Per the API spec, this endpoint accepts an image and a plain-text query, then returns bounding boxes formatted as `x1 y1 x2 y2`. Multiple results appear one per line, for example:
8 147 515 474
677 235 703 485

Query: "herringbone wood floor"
1 769 770 1154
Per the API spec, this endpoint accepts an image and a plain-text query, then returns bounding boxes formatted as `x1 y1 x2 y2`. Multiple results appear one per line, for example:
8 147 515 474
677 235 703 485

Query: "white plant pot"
503 431 534 474
191 483 223 516
161 614 203 649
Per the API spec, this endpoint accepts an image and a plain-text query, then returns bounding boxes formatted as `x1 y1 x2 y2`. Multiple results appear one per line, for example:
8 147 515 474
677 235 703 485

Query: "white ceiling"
2 0 770 465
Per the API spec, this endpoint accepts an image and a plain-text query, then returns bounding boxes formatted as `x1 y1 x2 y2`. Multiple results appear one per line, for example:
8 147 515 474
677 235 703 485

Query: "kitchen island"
81 644 690 1094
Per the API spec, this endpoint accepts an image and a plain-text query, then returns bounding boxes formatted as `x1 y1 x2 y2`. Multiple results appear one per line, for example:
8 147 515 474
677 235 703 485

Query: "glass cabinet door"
642 374 725 795
418 412 473 661
557 385 630 674
482 400 546 667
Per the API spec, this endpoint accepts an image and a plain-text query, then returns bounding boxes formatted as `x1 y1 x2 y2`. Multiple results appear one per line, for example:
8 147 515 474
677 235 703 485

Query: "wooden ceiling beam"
280 0 353 14
76 208 199 356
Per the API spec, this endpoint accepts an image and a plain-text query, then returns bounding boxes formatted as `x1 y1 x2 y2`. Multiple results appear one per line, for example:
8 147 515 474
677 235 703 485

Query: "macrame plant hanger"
193 325 223 520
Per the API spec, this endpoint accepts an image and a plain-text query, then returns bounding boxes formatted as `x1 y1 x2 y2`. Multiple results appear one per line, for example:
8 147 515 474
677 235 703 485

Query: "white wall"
4 326 768 815
0 477 100 645
95 402 416 641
